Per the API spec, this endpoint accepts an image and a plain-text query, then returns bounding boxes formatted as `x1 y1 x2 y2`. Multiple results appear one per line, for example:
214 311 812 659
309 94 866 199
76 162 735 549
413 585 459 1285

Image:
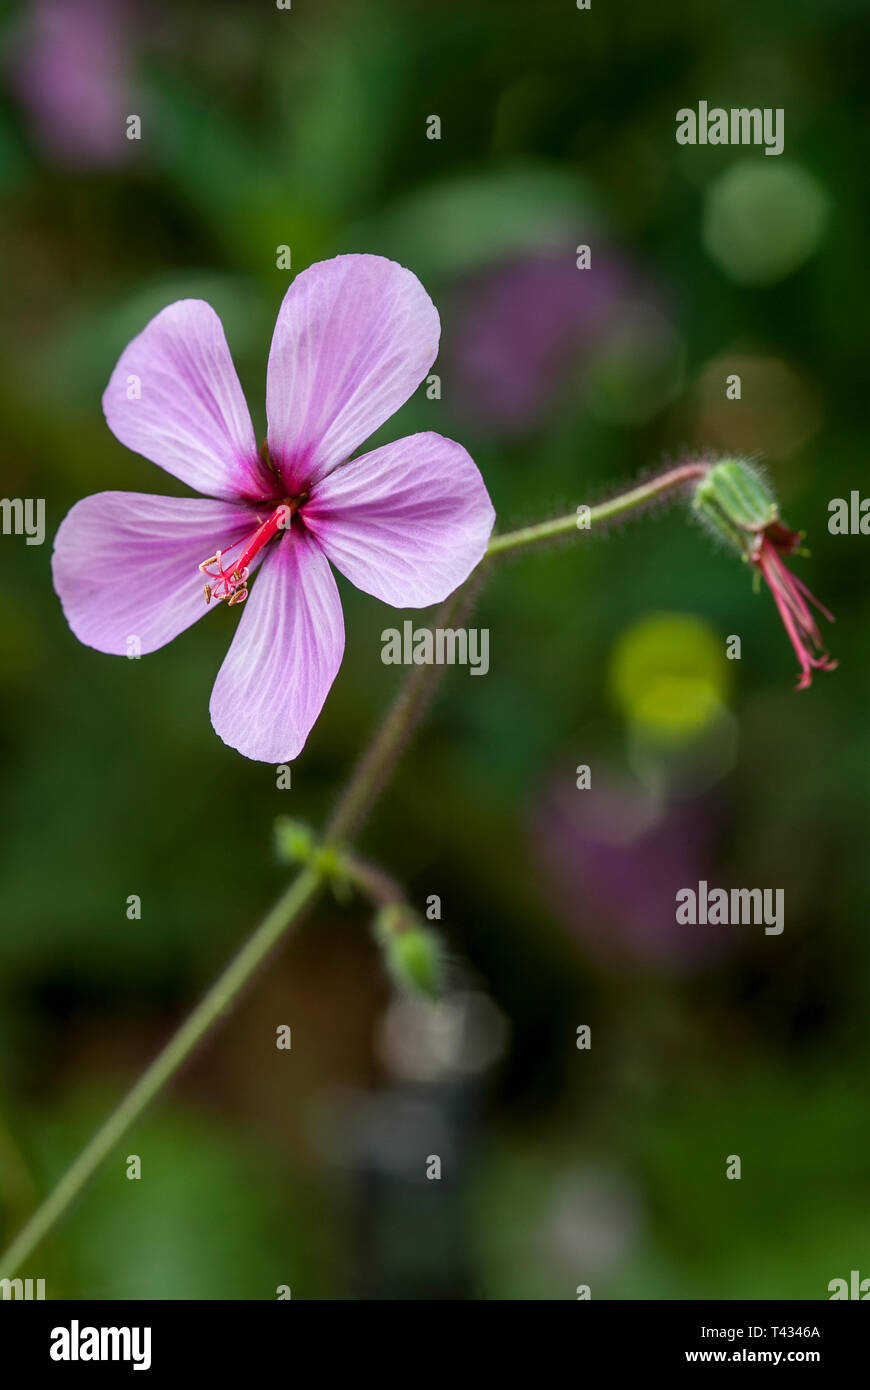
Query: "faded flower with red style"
693 459 836 690
52 255 495 761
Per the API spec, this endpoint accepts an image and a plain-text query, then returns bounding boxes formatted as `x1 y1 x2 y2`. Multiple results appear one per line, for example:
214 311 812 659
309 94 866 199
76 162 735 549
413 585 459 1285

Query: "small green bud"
374 907 443 999
388 928 444 999
274 823 352 898
312 846 352 902
692 459 779 557
274 817 315 865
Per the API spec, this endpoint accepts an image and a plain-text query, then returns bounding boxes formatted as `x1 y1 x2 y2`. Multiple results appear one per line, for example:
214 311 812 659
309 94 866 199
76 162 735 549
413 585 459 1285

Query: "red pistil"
199 501 295 606
752 534 837 690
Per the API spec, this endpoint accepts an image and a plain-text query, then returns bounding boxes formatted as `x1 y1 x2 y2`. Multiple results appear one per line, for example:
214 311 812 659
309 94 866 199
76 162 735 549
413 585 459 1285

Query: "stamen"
198 502 297 606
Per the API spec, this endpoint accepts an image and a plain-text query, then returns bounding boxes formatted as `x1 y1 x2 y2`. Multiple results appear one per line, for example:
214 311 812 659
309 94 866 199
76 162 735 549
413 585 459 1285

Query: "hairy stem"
0 462 704 1277
342 852 409 914
485 462 708 557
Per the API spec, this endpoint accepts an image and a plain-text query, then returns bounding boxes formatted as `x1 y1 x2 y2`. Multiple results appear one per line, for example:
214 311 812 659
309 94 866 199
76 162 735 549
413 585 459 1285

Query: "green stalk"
485 463 707 557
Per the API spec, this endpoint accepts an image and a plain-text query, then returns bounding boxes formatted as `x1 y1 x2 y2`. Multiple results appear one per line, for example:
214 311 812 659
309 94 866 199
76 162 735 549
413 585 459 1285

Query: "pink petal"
302 432 495 607
103 300 276 502
52 492 260 655
209 526 345 762
266 255 439 493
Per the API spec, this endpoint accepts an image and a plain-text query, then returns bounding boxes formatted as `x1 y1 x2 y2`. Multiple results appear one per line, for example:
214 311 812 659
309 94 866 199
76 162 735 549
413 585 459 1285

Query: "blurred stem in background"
0 464 708 1278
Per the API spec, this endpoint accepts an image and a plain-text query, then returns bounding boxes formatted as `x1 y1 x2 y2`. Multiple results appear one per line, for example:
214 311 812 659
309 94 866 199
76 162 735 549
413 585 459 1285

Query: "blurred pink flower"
536 776 729 973
447 249 643 434
11 0 136 168
52 255 495 761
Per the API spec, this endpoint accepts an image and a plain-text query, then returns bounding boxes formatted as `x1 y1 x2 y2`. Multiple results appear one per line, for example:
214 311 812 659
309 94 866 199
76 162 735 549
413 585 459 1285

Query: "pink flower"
52 256 495 761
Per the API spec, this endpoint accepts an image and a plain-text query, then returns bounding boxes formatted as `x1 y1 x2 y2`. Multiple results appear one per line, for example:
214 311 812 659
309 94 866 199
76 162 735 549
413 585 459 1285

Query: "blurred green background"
1 0 868 1300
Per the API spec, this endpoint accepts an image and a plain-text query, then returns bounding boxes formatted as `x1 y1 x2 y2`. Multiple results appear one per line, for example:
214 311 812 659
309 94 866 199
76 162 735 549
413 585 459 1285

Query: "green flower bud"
374 907 443 999
274 817 315 865
313 846 352 902
692 459 780 557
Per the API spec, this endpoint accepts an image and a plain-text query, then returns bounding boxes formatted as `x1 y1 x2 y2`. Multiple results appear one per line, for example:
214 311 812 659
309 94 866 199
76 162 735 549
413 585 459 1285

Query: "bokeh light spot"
692 352 822 460
702 160 829 285
610 612 729 739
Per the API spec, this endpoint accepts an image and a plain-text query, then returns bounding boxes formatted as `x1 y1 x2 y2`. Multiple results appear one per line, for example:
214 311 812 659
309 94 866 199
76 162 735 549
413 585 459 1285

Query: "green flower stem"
0 462 705 1278
485 462 708 557
342 853 408 910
